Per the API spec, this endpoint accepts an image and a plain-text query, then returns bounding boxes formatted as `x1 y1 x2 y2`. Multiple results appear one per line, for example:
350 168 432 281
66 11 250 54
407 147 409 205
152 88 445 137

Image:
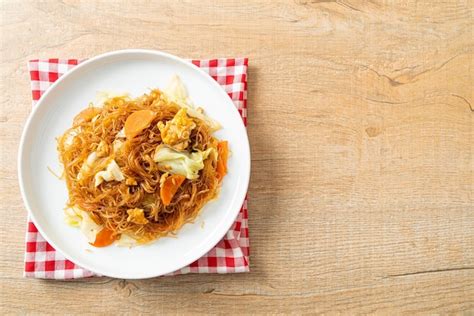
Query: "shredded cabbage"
64 206 102 243
153 145 213 180
64 207 82 227
79 210 102 243
116 127 126 138
94 159 124 186
164 75 189 105
116 234 138 248
77 151 98 180
63 127 81 149
112 139 124 153
163 75 221 132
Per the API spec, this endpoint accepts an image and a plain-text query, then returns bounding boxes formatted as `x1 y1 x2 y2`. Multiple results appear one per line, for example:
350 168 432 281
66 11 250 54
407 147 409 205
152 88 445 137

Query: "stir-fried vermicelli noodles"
58 76 228 247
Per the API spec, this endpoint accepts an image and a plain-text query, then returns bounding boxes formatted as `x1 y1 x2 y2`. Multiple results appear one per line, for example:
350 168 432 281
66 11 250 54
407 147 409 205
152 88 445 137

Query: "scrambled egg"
127 208 148 225
158 108 196 150
159 172 170 186
96 141 109 157
125 178 137 186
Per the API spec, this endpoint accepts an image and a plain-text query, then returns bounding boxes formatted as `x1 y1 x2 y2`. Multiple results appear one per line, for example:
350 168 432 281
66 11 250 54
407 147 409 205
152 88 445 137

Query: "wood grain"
0 0 473 314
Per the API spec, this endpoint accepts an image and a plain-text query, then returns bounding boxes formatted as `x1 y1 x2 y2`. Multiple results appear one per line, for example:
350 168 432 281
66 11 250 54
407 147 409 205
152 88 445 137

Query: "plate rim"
18 49 251 279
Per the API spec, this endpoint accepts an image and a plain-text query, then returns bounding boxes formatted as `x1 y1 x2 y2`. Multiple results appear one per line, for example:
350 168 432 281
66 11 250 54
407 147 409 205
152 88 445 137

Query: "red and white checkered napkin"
24 58 249 279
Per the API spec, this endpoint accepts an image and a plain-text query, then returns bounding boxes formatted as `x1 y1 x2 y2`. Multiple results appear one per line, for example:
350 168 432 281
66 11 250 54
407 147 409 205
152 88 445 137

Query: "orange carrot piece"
124 110 155 139
90 228 117 247
216 141 229 182
160 174 186 206
73 107 101 125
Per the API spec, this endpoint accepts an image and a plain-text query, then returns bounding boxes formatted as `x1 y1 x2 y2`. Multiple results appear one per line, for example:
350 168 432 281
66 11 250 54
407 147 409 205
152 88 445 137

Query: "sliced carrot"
73 107 101 125
160 174 186 206
90 227 117 247
124 110 156 139
216 141 229 182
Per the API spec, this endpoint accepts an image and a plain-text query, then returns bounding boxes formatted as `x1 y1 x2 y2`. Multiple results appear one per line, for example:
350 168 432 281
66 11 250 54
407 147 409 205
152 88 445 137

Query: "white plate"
18 49 250 279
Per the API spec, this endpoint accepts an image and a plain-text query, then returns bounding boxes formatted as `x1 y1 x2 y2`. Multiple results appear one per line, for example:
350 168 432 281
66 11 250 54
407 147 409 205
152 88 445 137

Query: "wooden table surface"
1 0 473 314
